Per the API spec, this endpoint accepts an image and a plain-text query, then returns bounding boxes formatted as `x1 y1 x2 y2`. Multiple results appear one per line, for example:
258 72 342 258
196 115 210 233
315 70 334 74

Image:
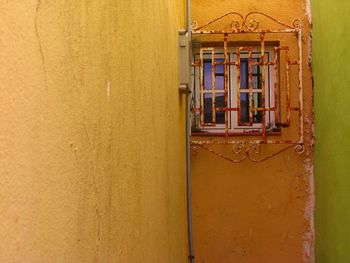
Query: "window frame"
192 45 277 135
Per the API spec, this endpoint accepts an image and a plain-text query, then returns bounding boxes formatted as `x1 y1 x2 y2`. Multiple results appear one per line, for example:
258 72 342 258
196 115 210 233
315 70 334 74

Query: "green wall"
312 0 350 262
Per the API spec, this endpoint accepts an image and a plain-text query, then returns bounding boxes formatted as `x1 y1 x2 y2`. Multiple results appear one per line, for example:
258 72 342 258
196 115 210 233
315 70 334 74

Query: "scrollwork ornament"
232 143 245 154
230 20 241 31
292 19 302 29
294 144 305 154
192 11 299 33
194 143 304 164
191 21 199 30
245 20 259 31
249 143 261 154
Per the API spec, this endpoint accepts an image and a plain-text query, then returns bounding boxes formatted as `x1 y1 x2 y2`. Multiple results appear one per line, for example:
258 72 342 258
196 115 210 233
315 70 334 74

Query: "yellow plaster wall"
0 1 187 262
191 1 314 262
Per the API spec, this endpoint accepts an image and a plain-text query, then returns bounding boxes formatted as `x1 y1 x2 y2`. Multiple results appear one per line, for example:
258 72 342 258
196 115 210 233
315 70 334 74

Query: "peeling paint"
305 0 312 25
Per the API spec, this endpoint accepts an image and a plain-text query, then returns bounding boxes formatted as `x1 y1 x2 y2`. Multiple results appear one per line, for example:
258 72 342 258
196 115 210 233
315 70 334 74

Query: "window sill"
191 131 282 137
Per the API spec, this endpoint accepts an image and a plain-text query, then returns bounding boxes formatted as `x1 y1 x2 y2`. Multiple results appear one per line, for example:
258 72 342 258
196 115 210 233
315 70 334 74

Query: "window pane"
253 93 262 123
216 94 225 124
253 58 261 74
240 59 249 89
204 61 212 90
240 93 249 123
240 92 263 124
204 58 225 90
216 59 224 74
203 94 212 123
253 75 262 89
203 93 226 124
216 76 224 90
253 58 262 90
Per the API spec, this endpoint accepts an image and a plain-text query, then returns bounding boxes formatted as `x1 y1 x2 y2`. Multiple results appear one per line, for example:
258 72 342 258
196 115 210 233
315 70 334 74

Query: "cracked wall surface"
190 0 314 262
0 1 187 262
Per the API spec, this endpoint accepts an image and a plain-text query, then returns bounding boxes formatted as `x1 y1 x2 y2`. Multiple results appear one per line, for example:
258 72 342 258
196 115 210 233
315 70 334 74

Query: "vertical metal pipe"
248 48 253 126
275 46 291 127
260 33 266 140
200 49 204 126
186 0 195 262
298 29 304 144
212 49 216 125
273 47 279 127
223 34 229 140
285 47 291 126
238 47 253 126
237 48 241 126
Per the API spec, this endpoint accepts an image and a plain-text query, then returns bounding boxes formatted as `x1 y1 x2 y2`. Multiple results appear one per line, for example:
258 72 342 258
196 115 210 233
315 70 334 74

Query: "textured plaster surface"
191 0 314 262
0 1 187 262
312 0 350 262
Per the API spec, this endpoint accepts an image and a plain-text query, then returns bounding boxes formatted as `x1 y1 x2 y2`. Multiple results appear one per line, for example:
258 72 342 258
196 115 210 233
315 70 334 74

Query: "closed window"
192 46 277 134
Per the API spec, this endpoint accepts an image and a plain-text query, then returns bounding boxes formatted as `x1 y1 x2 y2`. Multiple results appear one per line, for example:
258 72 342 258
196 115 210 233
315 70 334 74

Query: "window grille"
190 12 304 162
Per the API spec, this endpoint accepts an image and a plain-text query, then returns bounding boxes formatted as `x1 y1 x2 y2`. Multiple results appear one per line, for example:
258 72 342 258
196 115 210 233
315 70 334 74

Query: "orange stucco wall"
190 1 314 262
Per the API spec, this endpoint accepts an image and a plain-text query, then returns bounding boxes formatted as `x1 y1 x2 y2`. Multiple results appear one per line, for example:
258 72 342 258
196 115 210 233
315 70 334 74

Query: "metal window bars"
190 12 305 162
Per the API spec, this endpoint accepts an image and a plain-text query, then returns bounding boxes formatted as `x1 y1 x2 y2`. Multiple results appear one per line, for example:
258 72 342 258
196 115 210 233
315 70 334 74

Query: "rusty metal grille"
190 12 305 162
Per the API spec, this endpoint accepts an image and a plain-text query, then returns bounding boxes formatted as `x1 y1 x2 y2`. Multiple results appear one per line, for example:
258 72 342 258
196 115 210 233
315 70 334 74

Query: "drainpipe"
186 0 195 262
179 2 194 262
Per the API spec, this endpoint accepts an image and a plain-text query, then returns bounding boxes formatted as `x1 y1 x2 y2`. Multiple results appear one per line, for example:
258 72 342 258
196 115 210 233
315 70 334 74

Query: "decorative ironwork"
194 143 304 163
191 11 302 33
190 11 304 163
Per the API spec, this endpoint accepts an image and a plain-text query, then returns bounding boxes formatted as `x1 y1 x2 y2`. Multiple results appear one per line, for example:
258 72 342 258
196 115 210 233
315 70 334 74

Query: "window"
188 12 305 158
192 46 278 135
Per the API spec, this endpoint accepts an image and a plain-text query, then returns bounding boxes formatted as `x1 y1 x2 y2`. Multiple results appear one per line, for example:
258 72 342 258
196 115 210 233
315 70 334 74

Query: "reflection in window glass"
253 58 262 89
204 59 225 90
216 95 225 124
204 61 212 90
216 76 224 90
240 93 249 123
240 59 249 89
203 94 226 124
203 57 226 125
203 94 212 123
240 57 263 124
240 92 263 124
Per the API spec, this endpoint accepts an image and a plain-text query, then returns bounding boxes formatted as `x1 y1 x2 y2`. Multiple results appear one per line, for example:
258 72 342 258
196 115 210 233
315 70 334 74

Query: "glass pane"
253 75 262 89
216 59 224 74
216 76 224 90
204 61 212 90
203 93 227 124
253 58 261 74
240 93 249 123
216 94 225 124
253 93 262 123
204 58 225 90
240 59 249 89
240 92 263 124
204 93 213 123
253 58 262 90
